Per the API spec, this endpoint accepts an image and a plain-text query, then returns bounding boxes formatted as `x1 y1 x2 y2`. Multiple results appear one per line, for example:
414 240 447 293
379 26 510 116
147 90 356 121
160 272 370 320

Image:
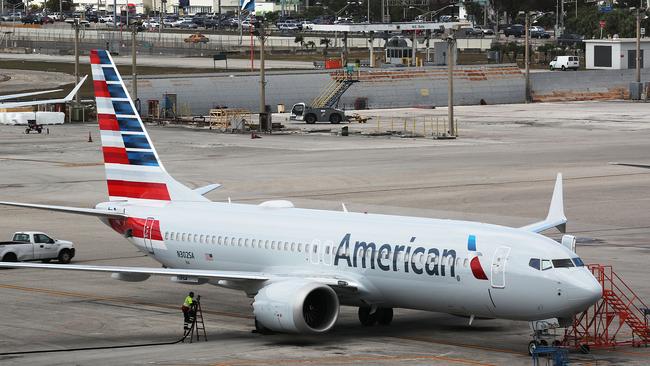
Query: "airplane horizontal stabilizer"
0 201 127 218
519 173 567 234
193 184 222 196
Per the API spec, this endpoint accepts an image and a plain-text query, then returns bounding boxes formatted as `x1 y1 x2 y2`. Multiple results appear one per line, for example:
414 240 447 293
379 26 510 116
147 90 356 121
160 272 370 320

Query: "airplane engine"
253 279 339 334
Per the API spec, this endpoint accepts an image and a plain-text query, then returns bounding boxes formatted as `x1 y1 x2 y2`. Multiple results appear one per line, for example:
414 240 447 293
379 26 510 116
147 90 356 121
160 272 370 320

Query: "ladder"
310 73 359 108
184 295 208 343
563 264 650 350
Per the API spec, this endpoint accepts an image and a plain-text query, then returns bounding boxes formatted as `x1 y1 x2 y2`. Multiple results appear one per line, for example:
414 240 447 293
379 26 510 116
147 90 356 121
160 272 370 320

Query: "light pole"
636 7 642 84
131 23 138 101
446 31 456 137
254 23 270 132
525 12 530 103
73 18 80 103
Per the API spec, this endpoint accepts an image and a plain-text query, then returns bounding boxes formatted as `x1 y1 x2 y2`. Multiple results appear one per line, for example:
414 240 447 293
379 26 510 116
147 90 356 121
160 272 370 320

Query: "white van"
550 56 579 71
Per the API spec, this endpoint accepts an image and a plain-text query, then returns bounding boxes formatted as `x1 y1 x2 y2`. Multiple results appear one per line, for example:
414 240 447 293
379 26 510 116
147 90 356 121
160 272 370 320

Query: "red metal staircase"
564 264 650 350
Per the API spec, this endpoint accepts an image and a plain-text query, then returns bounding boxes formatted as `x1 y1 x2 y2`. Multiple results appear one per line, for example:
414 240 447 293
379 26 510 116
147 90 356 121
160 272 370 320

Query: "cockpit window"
552 259 575 268
572 257 585 267
541 259 553 271
529 258 540 270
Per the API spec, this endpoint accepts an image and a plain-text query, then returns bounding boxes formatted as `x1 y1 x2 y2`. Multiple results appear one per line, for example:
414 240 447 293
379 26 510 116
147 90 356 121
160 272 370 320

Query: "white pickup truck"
0 232 75 263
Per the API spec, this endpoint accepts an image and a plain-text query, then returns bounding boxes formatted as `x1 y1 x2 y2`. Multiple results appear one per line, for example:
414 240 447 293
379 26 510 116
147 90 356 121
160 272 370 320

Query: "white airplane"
0 50 601 347
0 75 87 109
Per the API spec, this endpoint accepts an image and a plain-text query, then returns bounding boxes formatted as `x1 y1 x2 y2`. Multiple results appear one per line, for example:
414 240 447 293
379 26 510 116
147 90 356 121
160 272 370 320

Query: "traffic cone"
88 132 93 143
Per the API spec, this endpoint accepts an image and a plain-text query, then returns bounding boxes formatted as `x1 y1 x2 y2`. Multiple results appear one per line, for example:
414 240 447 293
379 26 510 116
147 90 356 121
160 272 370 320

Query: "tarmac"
0 101 649 365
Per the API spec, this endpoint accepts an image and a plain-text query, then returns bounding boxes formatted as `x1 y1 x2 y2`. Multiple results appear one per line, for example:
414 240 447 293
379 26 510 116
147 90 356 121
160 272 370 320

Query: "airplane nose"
568 270 602 312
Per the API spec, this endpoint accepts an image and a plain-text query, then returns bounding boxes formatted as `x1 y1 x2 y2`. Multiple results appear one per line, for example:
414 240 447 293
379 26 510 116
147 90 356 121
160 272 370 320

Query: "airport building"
584 38 650 70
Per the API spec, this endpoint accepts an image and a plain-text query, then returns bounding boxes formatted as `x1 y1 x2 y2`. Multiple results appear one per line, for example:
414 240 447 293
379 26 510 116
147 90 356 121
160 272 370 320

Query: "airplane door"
143 217 155 254
491 246 510 288
322 240 333 266
310 239 320 264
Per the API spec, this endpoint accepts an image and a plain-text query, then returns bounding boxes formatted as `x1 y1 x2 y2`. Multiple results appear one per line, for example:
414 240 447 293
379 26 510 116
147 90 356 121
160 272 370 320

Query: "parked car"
473 25 494 36
549 55 579 71
557 33 584 47
178 20 198 29
0 231 75 263
530 26 550 39
184 33 209 43
278 22 299 32
142 20 160 29
504 24 525 37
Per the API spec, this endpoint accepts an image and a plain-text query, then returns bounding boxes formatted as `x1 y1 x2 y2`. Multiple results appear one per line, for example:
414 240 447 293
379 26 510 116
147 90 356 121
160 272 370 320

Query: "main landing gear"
358 307 393 326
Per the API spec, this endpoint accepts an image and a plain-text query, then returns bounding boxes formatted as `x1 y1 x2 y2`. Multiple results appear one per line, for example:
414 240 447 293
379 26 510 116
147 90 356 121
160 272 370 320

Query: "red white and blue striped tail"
90 49 207 203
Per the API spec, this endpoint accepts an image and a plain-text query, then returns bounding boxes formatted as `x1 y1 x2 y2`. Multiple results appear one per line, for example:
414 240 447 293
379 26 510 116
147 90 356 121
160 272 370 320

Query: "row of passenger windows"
164 231 325 254
529 257 584 271
162 231 470 269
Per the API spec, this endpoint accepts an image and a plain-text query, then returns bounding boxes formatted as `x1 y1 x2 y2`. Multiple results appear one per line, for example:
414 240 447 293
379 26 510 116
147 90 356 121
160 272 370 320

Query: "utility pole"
446 32 455 137
560 0 564 33
381 0 384 22
367 0 370 23
636 6 641 84
256 24 268 132
159 0 165 42
74 19 80 103
525 12 530 103
132 25 138 101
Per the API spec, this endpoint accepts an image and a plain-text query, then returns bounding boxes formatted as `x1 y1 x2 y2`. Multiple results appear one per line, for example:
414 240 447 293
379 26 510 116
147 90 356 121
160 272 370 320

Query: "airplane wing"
0 262 269 281
0 89 63 101
0 76 87 109
519 173 567 233
0 201 127 219
0 262 364 292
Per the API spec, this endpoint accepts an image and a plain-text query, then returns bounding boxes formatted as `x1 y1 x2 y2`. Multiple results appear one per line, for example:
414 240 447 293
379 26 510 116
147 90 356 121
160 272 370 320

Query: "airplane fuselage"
98 200 601 321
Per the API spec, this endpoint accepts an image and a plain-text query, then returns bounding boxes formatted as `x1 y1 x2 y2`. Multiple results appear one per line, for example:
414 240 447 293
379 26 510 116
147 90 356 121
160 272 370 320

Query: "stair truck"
290 72 359 124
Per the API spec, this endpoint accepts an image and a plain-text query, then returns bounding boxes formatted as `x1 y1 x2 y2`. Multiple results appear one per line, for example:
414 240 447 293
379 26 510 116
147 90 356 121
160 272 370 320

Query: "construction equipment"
563 264 650 352
290 71 359 124
182 294 207 343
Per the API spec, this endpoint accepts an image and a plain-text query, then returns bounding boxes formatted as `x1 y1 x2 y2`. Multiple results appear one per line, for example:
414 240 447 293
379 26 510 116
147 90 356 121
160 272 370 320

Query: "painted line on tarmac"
211 353 496 366
0 283 253 319
394 335 524 356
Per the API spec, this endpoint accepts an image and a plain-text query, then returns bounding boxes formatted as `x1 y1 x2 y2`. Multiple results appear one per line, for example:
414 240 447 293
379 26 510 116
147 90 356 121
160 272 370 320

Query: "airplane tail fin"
90 49 208 203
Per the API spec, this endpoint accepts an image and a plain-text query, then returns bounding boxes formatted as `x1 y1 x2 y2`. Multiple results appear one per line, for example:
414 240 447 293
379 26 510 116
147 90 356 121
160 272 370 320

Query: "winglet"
520 173 567 234
63 75 88 102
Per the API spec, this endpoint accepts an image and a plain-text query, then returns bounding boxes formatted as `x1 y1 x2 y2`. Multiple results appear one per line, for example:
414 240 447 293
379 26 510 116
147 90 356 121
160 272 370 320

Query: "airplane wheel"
528 340 538 356
358 306 377 326
377 308 393 325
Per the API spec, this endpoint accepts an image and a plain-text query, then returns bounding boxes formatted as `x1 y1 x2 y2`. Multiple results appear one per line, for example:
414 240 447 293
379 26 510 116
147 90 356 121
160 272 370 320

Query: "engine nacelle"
253 280 339 334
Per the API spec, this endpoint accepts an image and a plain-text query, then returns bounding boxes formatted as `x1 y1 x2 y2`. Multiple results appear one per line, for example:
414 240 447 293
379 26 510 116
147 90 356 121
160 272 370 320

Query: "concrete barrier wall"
530 68 650 102
130 64 525 115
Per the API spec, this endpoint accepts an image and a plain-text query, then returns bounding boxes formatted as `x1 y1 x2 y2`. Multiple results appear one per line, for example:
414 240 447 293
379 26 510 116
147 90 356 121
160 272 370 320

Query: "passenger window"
305 244 310 253
218 236 222 245
265 240 269 249
193 234 198 242
244 239 249 247
463 258 468 267
297 243 302 252
291 242 296 251
238 238 242 247
251 239 256 246
182 233 186 241
200 234 204 243
542 259 553 270
164 232 168 240
271 241 276 250
284 242 289 251
529 258 540 270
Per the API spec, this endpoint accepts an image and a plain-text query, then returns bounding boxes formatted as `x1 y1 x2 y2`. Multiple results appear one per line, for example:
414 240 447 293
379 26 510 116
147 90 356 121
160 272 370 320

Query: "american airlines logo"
334 233 457 278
